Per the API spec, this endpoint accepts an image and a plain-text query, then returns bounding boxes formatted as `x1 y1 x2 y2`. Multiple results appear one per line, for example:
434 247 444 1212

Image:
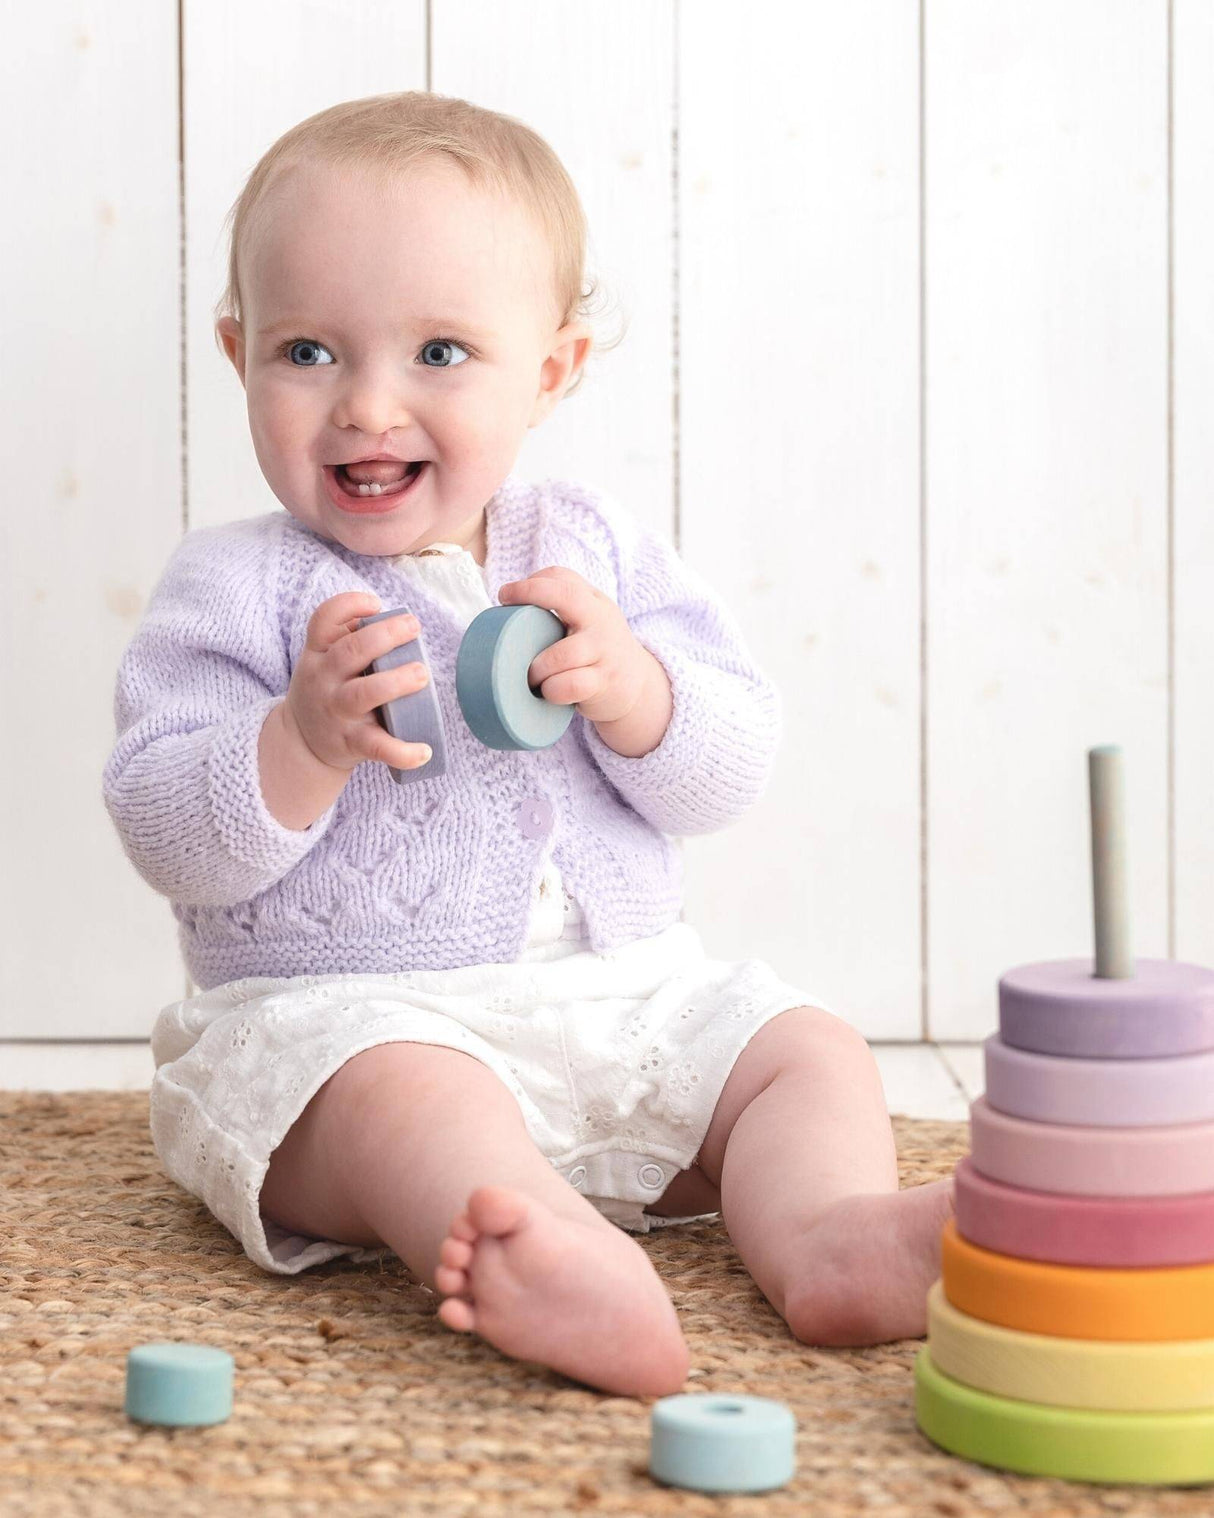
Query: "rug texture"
3 1090 1212 1517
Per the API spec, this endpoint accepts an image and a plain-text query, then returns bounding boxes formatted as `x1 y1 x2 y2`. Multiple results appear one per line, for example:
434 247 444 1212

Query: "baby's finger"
498 569 599 629
349 719 434 772
305 591 384 654
342 661 429 719
526 628 597 689
538 664 603 707
335 611 422 680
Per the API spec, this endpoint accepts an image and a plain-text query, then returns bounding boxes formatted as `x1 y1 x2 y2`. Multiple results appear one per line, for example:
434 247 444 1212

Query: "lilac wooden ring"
954 1157 1214 1267
983 1034 1214 1128
969 1098 1214 1197
358 608 447 785
999 958 1214 1059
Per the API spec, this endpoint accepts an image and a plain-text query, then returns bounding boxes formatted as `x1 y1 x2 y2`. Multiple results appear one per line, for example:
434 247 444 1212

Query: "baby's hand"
497 567 652 725
284 592 433 774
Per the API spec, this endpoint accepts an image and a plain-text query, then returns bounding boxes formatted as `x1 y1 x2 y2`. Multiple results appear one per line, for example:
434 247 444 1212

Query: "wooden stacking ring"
969 1097 1214 1197
927 1281 1214 1411
648 1394 796 1494
359 607 448 784
983 1033 1214 1127
125 1343 234 1427
915 1348 1214 1484
999 957 1214 1059
456 604 574 751
941 1219 1214 1340
953 1157 1214 1267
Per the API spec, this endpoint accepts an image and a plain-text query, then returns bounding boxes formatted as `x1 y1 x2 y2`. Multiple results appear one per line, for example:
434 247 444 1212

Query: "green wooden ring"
915 1348 1214 1485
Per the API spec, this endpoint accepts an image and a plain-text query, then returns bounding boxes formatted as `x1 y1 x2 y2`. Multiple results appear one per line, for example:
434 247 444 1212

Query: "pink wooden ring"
954 1157 1214 1267
999 958 1214 1059
969 1098 1214 1197
983 1034 1214 1128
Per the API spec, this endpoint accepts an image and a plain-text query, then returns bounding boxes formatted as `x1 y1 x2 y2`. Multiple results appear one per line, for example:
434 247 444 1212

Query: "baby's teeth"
358 482 383 496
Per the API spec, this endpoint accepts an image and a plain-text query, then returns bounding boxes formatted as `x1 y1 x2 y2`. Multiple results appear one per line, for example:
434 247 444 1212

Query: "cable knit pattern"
102 474 782 989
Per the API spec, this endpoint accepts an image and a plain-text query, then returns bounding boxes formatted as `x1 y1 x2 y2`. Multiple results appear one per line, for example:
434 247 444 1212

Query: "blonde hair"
212 90 623 400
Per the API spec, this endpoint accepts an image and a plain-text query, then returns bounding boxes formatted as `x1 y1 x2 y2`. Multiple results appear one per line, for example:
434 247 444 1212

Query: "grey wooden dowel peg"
1088 745 1134 979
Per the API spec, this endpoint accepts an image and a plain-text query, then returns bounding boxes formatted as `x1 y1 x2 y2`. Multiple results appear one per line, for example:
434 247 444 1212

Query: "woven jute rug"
3 1093 1212 1518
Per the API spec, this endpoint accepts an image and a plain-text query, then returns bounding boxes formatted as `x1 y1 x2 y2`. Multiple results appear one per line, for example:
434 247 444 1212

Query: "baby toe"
466 1184 531 1237
434 1263 468 1296
437 1296 476 1333
439 1236 474 1270
447 1211 478 1243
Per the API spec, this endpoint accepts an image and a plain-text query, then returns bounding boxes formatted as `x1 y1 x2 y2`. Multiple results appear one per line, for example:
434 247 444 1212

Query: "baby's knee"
750 1004 875 1083
337 1040 525 1135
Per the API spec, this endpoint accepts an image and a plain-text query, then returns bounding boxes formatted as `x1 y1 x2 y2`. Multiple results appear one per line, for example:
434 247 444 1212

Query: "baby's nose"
333 371 416 438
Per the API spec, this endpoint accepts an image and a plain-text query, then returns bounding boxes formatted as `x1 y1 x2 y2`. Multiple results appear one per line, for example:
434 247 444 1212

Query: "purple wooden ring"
983 1034 1214 1128
999 958 1214 1059
358 607 447 785
969 1098 1214 1197
954 1157 1214 1267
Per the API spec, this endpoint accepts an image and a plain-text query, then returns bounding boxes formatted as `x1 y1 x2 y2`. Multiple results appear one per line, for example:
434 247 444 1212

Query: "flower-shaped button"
517 798 554 839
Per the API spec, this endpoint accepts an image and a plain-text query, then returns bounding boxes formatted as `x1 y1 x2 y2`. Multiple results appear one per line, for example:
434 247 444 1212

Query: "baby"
103 91 953 1398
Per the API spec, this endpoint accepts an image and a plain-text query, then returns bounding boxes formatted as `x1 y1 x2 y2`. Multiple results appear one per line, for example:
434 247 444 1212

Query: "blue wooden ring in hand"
358 607 448 784
455 604 574 751
649 1393 796 1494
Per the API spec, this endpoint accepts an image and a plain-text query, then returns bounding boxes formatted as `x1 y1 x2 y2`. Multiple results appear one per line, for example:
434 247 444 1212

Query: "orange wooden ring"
941 1219 1214 1341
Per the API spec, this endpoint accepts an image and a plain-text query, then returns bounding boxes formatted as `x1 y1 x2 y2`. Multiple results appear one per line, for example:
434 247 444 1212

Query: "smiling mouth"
334 461 424 499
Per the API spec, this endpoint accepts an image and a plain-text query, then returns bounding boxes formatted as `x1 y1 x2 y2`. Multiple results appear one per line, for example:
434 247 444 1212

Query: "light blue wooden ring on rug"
125 1343 234 1427
649 1393 796 1494
456 604 574 751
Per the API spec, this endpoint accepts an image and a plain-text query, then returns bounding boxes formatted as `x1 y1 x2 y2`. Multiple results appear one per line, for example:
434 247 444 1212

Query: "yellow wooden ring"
928 1281 1214 1410
941 1219 1214 1340
916 1348 1214 1484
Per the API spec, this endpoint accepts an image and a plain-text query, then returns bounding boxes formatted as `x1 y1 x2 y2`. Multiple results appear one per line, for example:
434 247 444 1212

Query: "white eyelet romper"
148 542 823 1273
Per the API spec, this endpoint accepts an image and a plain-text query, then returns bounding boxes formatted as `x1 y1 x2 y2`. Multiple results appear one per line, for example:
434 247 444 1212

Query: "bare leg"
692 1008 956 1345
261 1040 689 1396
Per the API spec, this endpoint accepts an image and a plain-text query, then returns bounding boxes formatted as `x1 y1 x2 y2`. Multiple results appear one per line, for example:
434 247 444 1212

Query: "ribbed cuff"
207 697 338 879
580 645 777 834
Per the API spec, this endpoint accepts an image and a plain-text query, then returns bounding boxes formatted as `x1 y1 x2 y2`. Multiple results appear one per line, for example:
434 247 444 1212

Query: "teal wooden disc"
915 1347 1214 1485
455 604 574 751
125 1342 234 1427
649 1393 796 1494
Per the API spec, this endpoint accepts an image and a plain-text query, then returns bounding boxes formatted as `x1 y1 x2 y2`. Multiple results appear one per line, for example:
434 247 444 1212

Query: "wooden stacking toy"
359 603 573 783
125 1342 233 1427
915 746 1214 1485
649 1394 796 1494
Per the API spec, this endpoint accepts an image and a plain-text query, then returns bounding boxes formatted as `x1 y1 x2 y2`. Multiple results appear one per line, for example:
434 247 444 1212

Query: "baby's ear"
216 317 247 384
529 321 592 427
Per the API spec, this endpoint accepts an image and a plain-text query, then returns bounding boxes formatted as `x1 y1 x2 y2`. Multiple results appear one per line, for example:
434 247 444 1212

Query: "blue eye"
276 336 472 368
419 338 470 368
281 339 334 366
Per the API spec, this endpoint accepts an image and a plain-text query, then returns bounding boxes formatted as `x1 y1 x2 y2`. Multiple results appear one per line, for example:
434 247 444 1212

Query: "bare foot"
782 1178 956 1346
433 1185 690 1397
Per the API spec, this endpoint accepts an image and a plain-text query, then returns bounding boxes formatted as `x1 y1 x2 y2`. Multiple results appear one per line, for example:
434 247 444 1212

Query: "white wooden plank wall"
679 1 921 1038
1175 0 1214 970
926 1 1171 1037
0 3 184 1040
1 1 1209 1047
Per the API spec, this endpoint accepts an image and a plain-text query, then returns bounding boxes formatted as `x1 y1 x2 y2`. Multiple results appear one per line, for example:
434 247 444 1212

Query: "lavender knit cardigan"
102 474 782 990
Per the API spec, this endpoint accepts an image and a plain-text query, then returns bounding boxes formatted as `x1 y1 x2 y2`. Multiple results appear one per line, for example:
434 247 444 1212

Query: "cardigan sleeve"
576 495 782 836
101 521 339 908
